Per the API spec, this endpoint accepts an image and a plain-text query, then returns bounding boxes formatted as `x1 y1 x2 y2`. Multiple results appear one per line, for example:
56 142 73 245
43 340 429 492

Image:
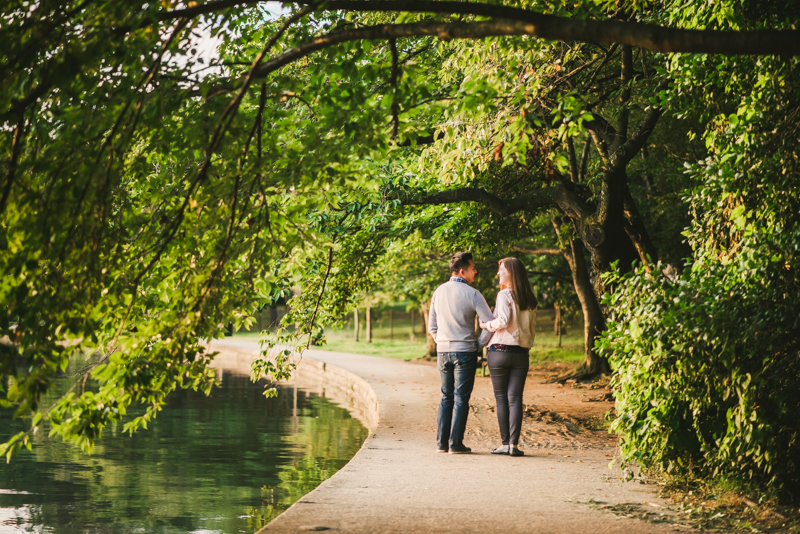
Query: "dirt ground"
463 363 800 533
464 362 618 454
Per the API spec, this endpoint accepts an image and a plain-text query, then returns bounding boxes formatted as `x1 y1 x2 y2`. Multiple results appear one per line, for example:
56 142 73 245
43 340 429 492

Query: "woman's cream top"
479 288 536 348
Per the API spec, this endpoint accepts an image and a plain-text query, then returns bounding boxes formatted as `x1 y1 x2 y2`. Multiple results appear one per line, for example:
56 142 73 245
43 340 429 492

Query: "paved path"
213 339 684 534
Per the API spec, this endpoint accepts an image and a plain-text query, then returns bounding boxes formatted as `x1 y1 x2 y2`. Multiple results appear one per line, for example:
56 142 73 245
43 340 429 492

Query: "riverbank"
211 339 689 533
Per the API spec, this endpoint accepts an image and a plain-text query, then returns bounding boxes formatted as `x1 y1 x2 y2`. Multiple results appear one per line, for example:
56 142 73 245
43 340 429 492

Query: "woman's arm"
479 290 513 332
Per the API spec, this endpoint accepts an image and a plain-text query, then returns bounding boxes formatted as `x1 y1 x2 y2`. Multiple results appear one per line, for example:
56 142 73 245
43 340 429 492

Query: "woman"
480 257 537 457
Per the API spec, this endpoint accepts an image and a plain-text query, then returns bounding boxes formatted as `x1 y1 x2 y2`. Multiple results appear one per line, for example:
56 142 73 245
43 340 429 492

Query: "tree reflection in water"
0 371 368 533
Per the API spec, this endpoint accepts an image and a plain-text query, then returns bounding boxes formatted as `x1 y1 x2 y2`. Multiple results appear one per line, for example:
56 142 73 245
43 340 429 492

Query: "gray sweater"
428 279 495 352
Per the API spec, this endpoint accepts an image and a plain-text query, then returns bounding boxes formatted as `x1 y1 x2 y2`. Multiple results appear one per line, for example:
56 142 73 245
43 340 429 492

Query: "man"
428 252 494 454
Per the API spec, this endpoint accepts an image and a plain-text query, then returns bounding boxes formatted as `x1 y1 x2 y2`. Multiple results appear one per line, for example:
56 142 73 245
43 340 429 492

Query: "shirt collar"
450 276 468 284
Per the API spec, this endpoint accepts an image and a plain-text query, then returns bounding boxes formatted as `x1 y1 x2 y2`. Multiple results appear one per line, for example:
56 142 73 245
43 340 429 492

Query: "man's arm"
427 291 438 341
477 328 493 349
475 291 496 349
474 291 495 324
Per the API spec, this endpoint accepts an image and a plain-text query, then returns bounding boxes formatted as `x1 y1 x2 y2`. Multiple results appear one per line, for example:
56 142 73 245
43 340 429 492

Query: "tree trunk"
409 309 416 341
553 305 558 335
564 239 610 377
366 298 372 343
554 305 562 348
354 307 359 342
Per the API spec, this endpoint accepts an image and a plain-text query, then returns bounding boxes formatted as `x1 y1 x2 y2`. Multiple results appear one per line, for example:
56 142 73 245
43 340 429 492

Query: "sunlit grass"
233 310 586 363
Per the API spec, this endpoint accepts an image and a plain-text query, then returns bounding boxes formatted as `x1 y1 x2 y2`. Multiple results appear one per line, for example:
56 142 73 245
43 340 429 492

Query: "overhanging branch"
405 185 592 221
290 1 800 55
249 19 800 84
154 0 800 56
512 246 564 256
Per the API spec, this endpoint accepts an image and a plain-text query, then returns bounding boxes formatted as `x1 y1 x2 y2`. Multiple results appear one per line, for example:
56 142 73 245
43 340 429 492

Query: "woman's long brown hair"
500 257 538 311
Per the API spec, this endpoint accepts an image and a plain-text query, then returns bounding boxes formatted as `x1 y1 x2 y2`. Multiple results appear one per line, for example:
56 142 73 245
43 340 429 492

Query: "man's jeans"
437 351 478 449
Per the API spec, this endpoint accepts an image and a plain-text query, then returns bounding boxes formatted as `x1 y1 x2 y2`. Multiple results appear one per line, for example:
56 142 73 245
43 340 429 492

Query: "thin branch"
389 37 400 139
640 48 649 78
578 136 591 181
132 7 311 288
280 92 316 117
307 243 336 349
551 47 602 89
610 100 664 170
566 136 579 182
614 44 633 152
586 43 618 89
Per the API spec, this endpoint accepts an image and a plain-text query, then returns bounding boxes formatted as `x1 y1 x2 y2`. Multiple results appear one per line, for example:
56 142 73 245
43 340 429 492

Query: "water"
0 371 368 533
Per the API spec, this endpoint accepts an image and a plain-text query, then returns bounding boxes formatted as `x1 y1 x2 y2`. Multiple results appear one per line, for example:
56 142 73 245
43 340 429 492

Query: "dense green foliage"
602 37 800 492
0 1 390 458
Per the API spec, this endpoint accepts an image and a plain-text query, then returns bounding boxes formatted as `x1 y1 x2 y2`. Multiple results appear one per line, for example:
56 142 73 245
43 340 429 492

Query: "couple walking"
428 251 537 456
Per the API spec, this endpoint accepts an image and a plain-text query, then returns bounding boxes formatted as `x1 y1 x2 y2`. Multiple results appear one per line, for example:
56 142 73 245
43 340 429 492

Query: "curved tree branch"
404 185 593 221
156 0 800 56
243 17 800 86
512 246 565 257
293 1 800 55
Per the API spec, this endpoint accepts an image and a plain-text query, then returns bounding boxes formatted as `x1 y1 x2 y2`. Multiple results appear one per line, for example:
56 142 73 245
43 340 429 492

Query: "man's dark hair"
449 252 473 274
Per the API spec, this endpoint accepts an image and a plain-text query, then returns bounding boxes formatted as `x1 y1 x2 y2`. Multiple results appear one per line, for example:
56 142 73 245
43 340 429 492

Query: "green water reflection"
0 371 368 533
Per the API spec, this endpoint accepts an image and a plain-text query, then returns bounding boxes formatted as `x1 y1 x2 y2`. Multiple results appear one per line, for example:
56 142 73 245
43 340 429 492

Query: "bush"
600 259 800 493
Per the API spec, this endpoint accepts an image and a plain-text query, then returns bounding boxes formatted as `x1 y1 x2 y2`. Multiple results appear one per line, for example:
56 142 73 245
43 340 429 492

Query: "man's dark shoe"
491 445 510 455
509 447 524 457
448 444 472 454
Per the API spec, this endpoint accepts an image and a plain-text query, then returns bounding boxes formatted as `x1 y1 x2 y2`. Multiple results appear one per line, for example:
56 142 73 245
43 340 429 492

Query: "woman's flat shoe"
509 447 524 457
491 445 510 455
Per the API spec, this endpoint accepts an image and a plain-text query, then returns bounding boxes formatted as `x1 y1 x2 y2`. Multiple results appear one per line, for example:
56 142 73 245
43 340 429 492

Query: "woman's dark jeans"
487 347 530 446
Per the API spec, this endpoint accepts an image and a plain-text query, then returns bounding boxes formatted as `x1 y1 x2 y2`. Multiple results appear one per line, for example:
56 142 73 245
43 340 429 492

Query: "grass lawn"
234 310 586 364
